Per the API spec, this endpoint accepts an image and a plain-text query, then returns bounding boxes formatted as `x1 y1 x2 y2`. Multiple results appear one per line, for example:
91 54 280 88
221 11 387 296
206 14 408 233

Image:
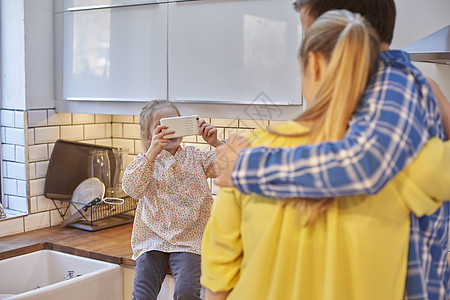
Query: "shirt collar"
379 49 411 63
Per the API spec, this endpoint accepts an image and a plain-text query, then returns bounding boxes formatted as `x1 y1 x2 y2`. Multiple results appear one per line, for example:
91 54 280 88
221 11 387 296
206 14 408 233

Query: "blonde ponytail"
286 10 380 225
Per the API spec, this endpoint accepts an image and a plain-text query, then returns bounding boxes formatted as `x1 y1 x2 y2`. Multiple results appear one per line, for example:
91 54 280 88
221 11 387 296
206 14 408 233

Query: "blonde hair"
139 100 180 152
279 10 380 225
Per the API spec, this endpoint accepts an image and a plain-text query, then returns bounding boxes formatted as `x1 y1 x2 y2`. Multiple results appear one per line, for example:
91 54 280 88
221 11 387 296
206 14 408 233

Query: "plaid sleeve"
232 55 442 199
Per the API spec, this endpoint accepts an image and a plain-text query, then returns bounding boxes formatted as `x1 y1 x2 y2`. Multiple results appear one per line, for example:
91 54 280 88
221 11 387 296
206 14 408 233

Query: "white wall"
1 0 55 110
24 0 55 109
1 0 26 110
393 0 450 99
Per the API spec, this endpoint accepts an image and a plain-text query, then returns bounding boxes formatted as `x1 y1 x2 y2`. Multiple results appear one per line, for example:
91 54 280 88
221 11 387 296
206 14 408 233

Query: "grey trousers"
132 250 201 300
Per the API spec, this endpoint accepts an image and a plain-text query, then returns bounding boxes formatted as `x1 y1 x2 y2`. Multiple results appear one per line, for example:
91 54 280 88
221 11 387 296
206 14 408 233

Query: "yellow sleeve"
400 138 450 216
201 187 243 292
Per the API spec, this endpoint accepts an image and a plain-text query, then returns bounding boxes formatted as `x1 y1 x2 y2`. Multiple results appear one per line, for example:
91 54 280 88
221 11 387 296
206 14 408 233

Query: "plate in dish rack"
70 177 105 215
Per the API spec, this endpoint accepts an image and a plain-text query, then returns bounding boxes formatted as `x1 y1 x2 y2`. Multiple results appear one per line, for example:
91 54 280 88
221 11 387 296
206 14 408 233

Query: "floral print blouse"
122 146 216 259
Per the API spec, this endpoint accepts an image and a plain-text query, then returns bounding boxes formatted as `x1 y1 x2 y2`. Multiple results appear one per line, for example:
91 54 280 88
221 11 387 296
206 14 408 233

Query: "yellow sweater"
201 121 450 300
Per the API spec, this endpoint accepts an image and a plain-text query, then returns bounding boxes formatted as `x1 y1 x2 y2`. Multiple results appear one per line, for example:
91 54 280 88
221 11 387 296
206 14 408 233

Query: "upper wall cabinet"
56 1 167 101
167 0 302 105
55 0 302 111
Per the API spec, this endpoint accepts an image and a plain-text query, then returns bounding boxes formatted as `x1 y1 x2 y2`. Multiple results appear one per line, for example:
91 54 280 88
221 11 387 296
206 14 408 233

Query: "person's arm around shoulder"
216 71 436 199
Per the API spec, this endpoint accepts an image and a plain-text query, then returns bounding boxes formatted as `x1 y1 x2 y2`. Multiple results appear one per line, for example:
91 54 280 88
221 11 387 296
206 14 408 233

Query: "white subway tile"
14 111 25 128
1 127 6 143
95 139 112 147
211 179 220 195
3 208 27 218
35 161 49 178
183 135 197 143
17 180 27 197
73 113 95 124
217 128 225 141
15 145 26 163
2 195 9 207
105 123 112 137
24 211 50 232
239 119 268 129
60 125 84 140
5 127 26 145
84 123 106 140
269 120 286 127
29 162 36 180
95 114 112 123
195 137 207 144
184 143 211 151
47 110 71 125
28 144 48 162
123 124 140 139
37 195 55 211
199 117 211 123
112 115 134 123
48 143 56 156
28 128 35 145
1 110 15 127
224 128 255 140
112 139 135 153
52 199 66 210
6 162 27 180
125 154 135 166
30 197 38 213
35 126 60 144
50 209 63 226
112 123 123 138
3 178 17 195
207 177 213 191
0 218 24 237
2 144 15 161
134 140 142 155
30 178 45 197
28 110 48 127
8 196 28 212
83 139 96 145
211 118 238 127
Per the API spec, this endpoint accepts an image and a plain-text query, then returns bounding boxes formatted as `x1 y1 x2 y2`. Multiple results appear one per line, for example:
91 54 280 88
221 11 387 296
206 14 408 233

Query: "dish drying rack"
51 196 138 231
45 140 139 231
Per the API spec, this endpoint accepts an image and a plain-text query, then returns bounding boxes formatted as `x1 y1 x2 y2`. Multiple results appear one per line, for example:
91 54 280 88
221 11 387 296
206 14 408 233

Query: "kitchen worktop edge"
0 223 136 267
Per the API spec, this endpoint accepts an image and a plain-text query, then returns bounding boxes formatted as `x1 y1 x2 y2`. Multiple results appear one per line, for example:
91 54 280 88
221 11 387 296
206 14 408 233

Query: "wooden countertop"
0 223 135 266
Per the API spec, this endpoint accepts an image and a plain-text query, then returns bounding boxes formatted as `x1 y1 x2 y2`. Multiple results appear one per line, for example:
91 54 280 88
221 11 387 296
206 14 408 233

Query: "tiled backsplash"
0 108 282 237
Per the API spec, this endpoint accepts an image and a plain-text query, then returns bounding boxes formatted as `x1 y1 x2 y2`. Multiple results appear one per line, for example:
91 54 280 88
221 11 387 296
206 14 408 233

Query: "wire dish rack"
51 196 138 231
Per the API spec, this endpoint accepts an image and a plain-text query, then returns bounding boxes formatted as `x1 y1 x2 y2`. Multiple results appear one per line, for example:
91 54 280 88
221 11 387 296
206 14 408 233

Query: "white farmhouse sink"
0 250 122 300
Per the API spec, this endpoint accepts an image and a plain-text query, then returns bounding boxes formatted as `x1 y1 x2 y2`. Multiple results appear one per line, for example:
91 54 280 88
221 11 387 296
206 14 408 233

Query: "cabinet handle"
66 1 159 12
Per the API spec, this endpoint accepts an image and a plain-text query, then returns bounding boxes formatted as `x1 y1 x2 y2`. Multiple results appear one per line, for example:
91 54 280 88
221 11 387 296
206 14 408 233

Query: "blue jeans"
132 251 201 300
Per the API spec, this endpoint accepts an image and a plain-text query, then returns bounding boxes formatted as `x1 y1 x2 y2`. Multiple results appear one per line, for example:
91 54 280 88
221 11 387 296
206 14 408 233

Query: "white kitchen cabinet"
57 2 167 101
55 0 304 119
167 0 302 105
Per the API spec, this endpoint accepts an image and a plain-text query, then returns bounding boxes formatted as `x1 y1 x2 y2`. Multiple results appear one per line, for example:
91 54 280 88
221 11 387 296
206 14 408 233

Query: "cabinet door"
61 3 167 101
168 0 302 105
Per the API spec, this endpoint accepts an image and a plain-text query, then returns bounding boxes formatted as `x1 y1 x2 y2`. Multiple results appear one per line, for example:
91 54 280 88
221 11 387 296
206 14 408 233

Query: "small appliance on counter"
44 139 137 231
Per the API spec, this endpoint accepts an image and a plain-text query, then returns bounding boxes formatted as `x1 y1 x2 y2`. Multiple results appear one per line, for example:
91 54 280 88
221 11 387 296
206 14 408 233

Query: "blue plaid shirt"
232 50 449 300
